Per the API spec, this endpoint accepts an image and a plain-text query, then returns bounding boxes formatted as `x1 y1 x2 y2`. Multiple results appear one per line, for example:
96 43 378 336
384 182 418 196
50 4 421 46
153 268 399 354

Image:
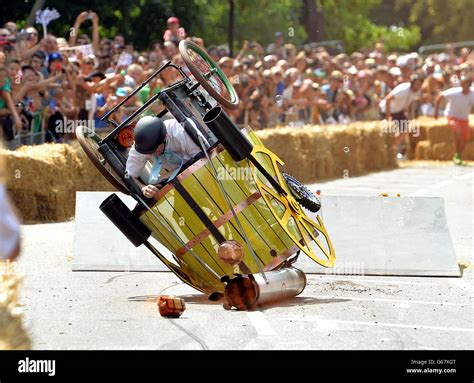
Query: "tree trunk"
302 0 324 42
228 0 235 56
26 0 46 27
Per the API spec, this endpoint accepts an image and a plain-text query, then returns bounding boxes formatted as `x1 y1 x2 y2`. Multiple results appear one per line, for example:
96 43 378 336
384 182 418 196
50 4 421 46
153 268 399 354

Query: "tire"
179 40 239 109
76 125 130 194
281 172 321 213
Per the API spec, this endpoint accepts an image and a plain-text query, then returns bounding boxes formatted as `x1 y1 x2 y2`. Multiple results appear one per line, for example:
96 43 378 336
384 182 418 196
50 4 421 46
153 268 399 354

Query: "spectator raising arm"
19 38 46 61
77 74 120 94
12 72 63 104
434 93 444 120
69 12 100 54
384 93 393 120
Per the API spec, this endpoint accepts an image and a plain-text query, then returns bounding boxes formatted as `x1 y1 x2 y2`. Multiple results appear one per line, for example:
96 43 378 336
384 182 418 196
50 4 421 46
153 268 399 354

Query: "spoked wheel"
179 40 239 109
249 145 336 268
76 125 130 195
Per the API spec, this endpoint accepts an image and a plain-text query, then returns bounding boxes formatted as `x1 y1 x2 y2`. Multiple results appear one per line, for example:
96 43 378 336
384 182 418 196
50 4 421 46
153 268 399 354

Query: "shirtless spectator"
69 11 100 54
163 17 186 46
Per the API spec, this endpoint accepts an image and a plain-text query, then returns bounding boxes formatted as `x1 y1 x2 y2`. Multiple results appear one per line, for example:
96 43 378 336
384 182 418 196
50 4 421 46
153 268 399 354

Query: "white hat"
389 67 402 77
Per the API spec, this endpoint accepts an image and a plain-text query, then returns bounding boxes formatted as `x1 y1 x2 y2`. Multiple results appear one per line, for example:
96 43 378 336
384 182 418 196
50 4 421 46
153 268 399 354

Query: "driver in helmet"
126 115 202 198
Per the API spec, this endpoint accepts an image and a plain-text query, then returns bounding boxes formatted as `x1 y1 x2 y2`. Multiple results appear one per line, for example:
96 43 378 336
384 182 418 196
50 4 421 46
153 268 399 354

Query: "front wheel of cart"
76 125 130 194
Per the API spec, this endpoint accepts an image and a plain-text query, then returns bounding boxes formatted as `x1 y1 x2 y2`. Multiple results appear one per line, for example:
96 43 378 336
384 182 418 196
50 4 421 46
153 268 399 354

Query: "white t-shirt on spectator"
379 82 419 114
282 86 293 102
266 43 287 59
442 87 474 120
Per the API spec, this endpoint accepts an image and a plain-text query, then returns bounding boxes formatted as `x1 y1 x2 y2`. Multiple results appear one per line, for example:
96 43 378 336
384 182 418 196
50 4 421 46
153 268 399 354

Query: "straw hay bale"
2 143 113 223
0 118 402 222
431 142 456 160
415 140 432 160
463 142 474 159
427 125 454 144
0 262 31 350
257 121 396 183
410 116 474 160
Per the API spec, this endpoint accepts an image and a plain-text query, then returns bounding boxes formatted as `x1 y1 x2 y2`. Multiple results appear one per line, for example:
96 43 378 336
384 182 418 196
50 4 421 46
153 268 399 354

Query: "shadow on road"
127 294 351 310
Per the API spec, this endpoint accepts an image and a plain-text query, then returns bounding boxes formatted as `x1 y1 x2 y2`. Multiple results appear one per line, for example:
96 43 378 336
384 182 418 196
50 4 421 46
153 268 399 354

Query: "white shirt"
442 87 474 120
0 184 20 260
282 86 293 102
379 82 419 114
126 119 202 182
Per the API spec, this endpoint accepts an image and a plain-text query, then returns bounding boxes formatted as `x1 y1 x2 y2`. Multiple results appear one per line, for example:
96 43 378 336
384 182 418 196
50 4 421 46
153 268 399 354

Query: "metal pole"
228 0 235 57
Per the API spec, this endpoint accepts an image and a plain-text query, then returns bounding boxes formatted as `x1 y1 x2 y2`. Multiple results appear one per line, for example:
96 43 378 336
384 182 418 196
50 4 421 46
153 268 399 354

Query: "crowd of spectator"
0 11 473 151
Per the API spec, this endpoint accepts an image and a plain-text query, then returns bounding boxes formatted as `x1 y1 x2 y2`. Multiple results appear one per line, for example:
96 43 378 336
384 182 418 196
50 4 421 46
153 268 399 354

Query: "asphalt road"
16 162 474 349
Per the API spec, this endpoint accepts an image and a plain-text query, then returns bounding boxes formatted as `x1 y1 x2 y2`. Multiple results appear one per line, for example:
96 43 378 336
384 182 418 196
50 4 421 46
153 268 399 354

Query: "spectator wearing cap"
387 54 397 68
163 17 186 46
266 32 287 59
294 52 308 76
218 57 234 78
263 55 277 70
42 51 62 79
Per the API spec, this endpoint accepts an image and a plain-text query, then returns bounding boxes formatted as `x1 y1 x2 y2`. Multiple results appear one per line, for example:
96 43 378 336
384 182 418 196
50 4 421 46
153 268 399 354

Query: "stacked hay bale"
257 122 396 183
3 122 396 223
411 116 474 160
0 262 31 350
2 143 113 223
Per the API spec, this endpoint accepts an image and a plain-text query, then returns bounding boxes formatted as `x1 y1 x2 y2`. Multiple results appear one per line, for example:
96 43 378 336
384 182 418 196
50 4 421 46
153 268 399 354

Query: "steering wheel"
179 40 239 109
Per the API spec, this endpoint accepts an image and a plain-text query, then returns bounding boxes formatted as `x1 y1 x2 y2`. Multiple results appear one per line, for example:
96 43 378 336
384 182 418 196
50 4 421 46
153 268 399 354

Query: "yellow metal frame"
137 128 336 295
249 144 336 268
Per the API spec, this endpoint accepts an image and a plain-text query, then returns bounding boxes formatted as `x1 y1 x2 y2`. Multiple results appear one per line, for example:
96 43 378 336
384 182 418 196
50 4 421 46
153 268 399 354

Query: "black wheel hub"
281 172 321 213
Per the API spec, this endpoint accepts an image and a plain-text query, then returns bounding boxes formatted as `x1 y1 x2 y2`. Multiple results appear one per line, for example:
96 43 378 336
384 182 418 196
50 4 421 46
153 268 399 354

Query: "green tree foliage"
1 0 468 55
397 0 474 44
192 0 307 51
314 0 420 52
